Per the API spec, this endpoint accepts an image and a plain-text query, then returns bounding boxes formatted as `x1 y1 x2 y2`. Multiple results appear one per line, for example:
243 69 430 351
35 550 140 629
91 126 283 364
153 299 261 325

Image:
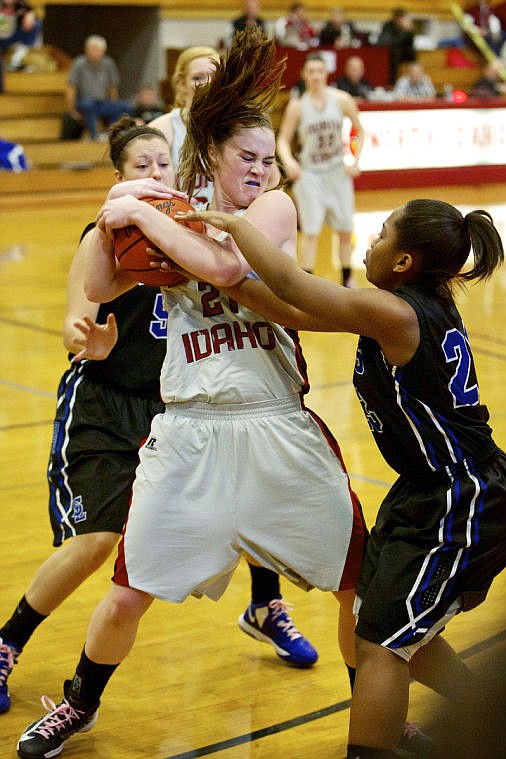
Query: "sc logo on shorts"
72 495 87 523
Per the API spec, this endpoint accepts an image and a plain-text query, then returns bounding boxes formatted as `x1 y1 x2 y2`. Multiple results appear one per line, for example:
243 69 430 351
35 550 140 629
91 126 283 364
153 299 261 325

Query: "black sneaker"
17 680 98 758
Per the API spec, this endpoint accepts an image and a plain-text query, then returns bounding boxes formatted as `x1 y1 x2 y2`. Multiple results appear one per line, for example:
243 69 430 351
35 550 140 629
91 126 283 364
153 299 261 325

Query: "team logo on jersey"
145 437 158 451
72 495 87 523
149 293 168 339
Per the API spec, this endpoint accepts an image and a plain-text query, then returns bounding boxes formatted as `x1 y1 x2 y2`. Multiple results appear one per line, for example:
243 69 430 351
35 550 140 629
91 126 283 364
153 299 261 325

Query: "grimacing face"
211 126 276 210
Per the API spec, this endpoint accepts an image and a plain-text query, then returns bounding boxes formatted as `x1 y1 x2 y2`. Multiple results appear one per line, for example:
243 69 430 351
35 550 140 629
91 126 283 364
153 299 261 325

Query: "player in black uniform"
181 197 506 759
0 119 175 715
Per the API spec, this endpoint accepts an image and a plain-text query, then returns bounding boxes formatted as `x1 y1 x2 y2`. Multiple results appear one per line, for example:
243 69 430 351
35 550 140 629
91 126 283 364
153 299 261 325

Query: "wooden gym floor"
0 184 505 758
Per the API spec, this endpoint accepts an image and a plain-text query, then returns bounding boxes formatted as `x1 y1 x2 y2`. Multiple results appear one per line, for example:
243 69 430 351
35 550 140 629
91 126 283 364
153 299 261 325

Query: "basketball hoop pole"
450 2 506 80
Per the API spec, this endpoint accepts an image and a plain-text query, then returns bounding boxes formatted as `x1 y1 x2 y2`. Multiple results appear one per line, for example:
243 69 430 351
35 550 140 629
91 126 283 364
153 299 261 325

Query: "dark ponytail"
394 199 504 298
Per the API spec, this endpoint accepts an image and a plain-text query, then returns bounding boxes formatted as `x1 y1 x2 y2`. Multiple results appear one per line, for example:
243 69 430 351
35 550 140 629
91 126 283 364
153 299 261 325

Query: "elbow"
211 271 244 288
210 261 249 289
62 321 79 354
62 333 74 354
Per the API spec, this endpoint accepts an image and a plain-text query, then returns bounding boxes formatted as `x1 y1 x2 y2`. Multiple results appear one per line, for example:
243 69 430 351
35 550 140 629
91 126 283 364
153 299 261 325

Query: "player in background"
0 119 177 715
150 46 219 206
151 44 318 667
277 51 364 287
181 197 506 759
16 28 366 759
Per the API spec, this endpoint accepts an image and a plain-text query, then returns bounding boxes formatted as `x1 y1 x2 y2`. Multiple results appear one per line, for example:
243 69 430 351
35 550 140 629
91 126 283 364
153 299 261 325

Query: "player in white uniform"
17 29 366 759
277 52 364 287
150 45 318 666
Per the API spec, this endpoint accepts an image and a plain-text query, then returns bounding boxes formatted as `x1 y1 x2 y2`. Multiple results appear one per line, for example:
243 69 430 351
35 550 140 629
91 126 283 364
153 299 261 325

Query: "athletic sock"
347 745 397 758
70 648 119 707
342 267 352 285
248 564 281 605
0 595 47 650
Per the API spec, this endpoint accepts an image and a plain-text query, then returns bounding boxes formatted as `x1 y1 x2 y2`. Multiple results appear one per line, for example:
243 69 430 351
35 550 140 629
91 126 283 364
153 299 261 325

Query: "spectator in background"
132 84 165 124
465 1 496 34
484 14 506 55
469 58 506 97
274 3 318 49
378 7 416 85
0 0 42 71
319 7 360 49
231 0 266 36
66 35 133 142
392 61 436 100
335 55 372 99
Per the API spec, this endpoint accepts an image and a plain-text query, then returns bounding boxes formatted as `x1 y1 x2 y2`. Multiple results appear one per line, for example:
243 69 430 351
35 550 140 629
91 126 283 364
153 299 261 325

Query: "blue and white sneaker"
0 638 20 714
238 597 318 668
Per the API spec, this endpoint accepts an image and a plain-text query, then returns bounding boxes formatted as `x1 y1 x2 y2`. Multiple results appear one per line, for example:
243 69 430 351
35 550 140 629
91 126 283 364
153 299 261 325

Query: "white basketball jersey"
160 281 307 404
297 88 344 171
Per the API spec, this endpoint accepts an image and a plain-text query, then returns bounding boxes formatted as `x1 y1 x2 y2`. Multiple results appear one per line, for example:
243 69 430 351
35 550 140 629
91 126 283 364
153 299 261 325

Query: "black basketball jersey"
353 284 497 482
70 224 167 396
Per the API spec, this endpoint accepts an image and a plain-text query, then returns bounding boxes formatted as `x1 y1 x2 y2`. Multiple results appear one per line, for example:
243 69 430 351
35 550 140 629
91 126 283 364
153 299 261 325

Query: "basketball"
114 196 205 287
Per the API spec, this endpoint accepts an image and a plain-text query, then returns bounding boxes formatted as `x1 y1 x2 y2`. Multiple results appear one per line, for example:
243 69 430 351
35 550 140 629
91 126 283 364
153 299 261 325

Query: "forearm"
129 203 249 287
63 317 89 354
223 278 337 331
353 126 365 164
276 137 299 177
227 216 301 304
84 227 134 302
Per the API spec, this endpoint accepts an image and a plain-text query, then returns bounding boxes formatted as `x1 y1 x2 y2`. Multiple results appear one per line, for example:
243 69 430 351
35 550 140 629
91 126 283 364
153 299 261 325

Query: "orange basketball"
114 196 205 287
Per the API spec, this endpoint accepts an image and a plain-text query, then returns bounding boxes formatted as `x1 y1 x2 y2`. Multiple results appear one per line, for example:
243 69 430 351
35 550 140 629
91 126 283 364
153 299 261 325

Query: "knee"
77 98 94 113
355 635 383 665
105 586 152 626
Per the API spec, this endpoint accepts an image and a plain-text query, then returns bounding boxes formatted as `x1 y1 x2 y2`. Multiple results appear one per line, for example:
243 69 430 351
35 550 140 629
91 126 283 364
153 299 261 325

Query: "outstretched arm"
180 209 420 365
222 278 344 332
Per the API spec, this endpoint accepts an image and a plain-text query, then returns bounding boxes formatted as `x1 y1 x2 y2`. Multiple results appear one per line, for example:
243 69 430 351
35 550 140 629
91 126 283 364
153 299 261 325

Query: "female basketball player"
150 45 317 667
0 118 174 715
179 197 506 759
16 28 367 759
149 45 219 207
277 51 364 287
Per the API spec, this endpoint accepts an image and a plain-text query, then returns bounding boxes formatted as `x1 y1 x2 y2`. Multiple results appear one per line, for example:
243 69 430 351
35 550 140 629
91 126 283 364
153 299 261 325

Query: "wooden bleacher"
0 0 489 208
412 47 483 95
0 67 113 209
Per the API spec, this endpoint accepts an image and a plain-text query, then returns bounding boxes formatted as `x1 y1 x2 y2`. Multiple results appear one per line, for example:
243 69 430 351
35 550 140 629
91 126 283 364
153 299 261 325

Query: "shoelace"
267 599 302 640
0 642 16 686
32 696 88 738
